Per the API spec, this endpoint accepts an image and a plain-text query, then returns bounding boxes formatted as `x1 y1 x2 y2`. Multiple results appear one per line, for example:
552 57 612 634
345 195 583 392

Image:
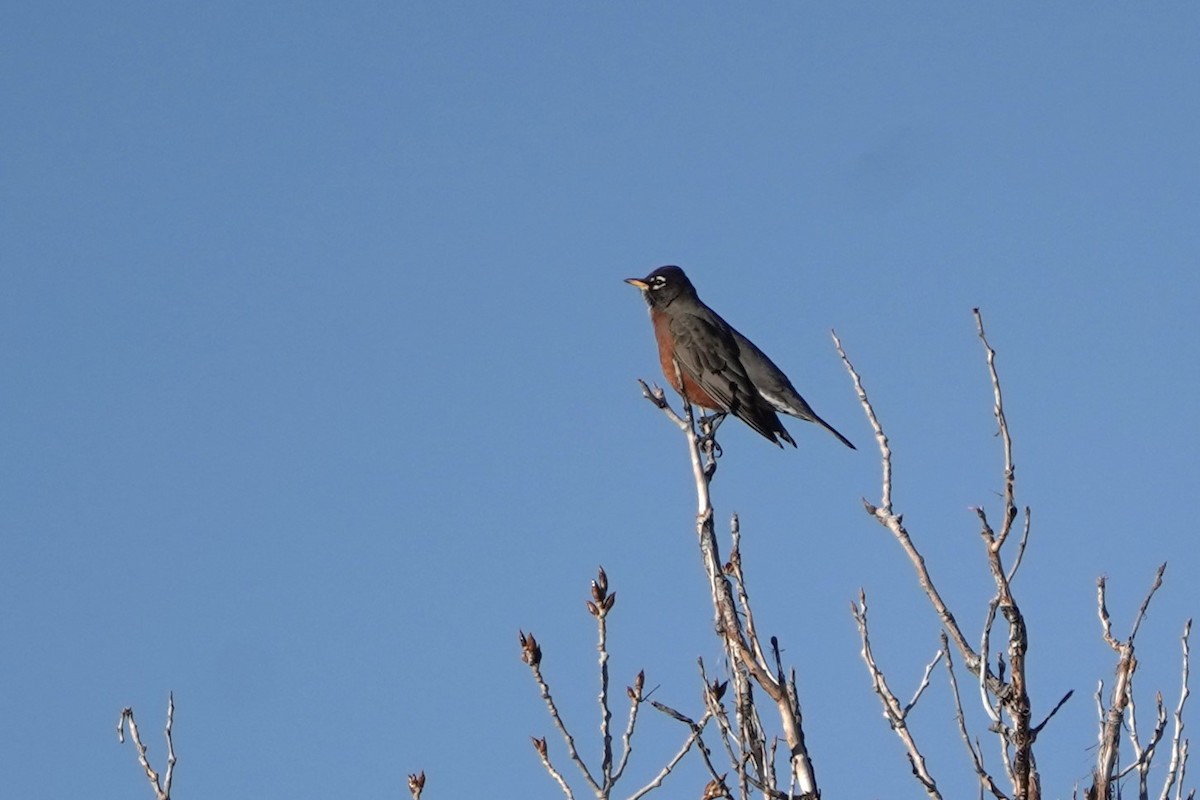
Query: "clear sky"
3 3 1198 798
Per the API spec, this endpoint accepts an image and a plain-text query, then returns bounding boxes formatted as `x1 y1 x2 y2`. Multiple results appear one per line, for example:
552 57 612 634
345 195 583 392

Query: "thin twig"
612 670 644 782
972 310 1037 800
1090 567 1169 800
944 638 1010 800
116 693 175 800
592 568 615 791
852 590 943 799
908 649 945 714
727 514 772 677
834 331 982 673
1005 508 1032 585
1130 563 1168 643
978 599 1002 726
974 310 1016 548
628 707 714 800
1031 690 1074 738
1159 619 1192 800
691 662 735 787
530 736 575 800
640 374 820 798
526 657 601 793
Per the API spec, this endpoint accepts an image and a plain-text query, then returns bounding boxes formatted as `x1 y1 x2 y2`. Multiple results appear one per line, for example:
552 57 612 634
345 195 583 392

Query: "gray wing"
670 312 794 446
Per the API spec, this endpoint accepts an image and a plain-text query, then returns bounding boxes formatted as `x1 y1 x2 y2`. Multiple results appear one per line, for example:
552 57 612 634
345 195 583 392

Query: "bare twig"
628 705 714 800
852 590 943 799
1159 619 1192 800
841 314 1050 799
978 599 1002 726
524 566 713 799
639 368 819 798
612 670 645 783
531 736 575 800
1089 565 1170 800
726 515 772 680
945 639 1010 800
116 692 176 800
1005 508 1032 585
974 310 1016 548
520 630 602 795
834 330 982 674
1031 690 1075 737
1130 564 1167 643
700 658 748 797
691 663 735 787
589 567 617 792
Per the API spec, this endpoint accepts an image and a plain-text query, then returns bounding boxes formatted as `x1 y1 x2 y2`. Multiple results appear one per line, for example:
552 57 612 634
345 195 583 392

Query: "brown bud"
407 771 426 792
603 592 616 611
591 566 609 602
701 775 730 799
531 736 547 757
627 669 645 701
519 630 542 666
709 679 728 701
586 600 599 616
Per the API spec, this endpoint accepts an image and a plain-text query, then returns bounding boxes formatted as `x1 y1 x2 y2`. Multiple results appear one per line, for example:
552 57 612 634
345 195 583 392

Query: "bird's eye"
650 277 666 289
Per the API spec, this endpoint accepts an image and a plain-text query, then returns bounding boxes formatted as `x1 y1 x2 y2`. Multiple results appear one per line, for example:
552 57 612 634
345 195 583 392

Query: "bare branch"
1005 508 1032 585
1090 566 1170 800
628 706 714 800
852 590 943 799
978 599 1002 726
726 515 772 677
520 630 602 794
1130 563 1168 643
638 383 820 798
908 650 944 714
973 309 1016 548
945 639 1010 800
845 313 1049 799
834 331 981 673
590 567 616 791
612 670 645 782
1031 690 1074 738
116 693 175 800
1097 578 1119 649
530 736 575 800
1159 619 1193 800
970 310 1039 799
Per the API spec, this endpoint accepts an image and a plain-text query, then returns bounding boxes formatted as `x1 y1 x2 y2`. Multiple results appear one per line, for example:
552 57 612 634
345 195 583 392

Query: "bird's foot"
697 413 725 461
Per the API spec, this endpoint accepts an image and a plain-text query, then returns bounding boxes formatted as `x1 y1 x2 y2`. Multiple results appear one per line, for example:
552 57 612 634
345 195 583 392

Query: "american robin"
626 265 855 450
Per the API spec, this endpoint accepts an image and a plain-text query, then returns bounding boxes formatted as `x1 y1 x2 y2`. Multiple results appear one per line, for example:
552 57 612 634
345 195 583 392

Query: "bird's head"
624 265 696 308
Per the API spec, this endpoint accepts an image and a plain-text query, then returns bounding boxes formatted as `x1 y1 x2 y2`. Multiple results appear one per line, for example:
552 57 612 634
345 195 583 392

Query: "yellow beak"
624 278 648 289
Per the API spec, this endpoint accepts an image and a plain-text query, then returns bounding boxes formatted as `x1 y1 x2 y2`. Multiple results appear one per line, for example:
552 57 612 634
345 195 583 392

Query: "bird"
625 265 855 450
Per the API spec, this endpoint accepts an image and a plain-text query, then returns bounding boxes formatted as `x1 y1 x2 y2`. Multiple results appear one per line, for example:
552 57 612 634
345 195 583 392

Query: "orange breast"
650 309 723 410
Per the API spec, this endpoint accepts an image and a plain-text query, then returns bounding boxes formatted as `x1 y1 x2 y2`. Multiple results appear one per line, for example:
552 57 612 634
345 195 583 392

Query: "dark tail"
816 416 855 450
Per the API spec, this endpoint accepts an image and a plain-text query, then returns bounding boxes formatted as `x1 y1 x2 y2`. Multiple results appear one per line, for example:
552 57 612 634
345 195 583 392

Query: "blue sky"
3 3 1198 797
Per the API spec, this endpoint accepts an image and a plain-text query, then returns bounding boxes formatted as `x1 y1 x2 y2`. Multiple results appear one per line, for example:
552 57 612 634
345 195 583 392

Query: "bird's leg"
697 412 725 465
